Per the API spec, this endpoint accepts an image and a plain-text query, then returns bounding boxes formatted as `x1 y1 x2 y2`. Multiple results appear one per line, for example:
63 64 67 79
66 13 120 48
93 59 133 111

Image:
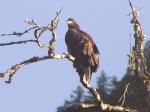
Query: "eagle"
65 18 100 88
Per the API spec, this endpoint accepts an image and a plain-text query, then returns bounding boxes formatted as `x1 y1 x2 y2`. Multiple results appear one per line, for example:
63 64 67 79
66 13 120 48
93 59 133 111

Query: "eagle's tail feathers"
89 53 99 72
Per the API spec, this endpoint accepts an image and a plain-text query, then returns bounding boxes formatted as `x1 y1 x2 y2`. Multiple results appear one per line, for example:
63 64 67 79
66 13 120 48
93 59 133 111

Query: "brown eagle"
65 18 100 87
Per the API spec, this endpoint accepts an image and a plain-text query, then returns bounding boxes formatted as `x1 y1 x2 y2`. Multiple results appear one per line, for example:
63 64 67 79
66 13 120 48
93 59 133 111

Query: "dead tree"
121 0 150 111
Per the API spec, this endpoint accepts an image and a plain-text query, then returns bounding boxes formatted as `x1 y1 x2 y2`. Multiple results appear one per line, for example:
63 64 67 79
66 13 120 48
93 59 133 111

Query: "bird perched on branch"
65 18 100 89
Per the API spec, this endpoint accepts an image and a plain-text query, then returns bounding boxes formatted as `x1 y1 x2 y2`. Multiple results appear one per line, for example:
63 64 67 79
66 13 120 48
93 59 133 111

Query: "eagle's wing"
65 29 99 71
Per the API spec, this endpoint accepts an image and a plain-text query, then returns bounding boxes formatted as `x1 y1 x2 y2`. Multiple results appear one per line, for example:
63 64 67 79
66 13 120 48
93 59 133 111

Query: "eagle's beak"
67 20 72 24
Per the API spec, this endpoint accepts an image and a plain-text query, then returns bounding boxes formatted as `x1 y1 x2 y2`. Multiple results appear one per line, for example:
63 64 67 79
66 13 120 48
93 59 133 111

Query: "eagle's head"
67 18 80 29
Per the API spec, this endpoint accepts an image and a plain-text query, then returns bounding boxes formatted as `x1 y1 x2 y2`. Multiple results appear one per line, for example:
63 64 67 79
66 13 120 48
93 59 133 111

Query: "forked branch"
0 54 75 84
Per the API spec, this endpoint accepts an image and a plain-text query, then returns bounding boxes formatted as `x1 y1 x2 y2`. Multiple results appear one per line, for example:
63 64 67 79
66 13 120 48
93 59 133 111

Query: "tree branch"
119 82 130 106
0 9 62 50
0 39 37 46
0 53 75 84
1 26 38 37
0 8 69 84
58 103 137 112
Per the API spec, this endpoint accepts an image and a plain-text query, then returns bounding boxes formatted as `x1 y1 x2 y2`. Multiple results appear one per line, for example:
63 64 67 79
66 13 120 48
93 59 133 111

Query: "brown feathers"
65 18 100 78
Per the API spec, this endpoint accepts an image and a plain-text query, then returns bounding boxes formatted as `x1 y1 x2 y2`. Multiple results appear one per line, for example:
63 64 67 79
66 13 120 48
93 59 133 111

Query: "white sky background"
0 0 150 112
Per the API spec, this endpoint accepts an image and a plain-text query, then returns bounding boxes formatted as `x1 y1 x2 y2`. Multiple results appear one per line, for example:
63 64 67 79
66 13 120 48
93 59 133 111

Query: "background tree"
57 86 85 112
57 71 121 112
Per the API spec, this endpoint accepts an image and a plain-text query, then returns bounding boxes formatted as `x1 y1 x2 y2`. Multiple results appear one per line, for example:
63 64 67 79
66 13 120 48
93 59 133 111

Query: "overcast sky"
0 0 150 112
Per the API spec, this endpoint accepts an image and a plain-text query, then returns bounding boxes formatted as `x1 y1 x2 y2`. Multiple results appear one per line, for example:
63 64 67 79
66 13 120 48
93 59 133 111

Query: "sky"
0 0 150 112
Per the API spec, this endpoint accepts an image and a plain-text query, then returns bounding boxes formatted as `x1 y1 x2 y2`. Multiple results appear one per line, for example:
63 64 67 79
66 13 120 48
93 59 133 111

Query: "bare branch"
0 9 64 83
48 9 62 53
1 9 62 50
48 8 62 30
34 27 50 48
119 82 130 106
0 40 37 46
0 53 75 84
1 26 38 37
24 19 38 26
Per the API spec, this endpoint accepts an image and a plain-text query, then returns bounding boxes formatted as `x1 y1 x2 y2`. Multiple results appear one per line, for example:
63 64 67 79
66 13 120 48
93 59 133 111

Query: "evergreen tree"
110 75 119 91
96 71 109 93
70 86 84 104
57 86 84 112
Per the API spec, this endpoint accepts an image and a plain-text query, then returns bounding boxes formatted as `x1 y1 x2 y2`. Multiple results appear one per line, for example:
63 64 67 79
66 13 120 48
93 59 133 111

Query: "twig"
119 82 130 106
0 40 37 46
24 19 38 26
1 26 38 37
48 9 62 53
34 27 50 48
